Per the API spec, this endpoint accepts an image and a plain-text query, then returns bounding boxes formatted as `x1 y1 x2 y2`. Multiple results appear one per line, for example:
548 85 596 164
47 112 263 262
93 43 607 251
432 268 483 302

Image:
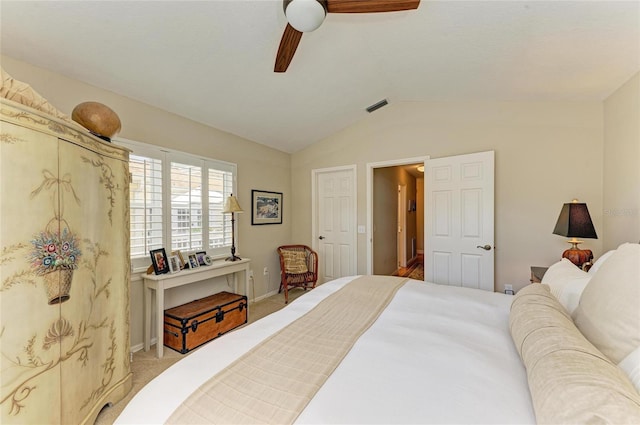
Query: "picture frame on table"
251 190 283 225
196 251 208 266
171 250 186 269
150 248 170 275
168 255 180 274
187 254 199 269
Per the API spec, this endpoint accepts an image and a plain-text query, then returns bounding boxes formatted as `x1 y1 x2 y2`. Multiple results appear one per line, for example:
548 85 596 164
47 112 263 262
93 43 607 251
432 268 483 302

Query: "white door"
425 151 495 291
313 166 357 283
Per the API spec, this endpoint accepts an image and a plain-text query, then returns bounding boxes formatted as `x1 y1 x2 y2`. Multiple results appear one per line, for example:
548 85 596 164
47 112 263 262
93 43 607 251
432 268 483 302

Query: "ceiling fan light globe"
285 0 326 32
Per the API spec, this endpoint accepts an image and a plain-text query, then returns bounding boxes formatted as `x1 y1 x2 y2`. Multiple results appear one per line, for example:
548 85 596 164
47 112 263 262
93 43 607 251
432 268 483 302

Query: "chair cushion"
281 250 308 274
284 272 316 286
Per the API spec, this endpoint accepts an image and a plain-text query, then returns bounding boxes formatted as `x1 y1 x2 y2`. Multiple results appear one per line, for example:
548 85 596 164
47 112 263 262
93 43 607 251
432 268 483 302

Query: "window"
116 139 237 270
170 161 203 251
129 154 163 258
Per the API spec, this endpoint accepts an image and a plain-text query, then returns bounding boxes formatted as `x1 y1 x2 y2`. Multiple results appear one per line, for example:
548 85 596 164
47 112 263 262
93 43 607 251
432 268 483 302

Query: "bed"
115 243 640 424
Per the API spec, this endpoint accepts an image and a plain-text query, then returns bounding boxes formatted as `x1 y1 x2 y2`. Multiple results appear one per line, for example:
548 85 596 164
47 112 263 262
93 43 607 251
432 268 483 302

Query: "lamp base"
225 255 242 262
562 248 593 268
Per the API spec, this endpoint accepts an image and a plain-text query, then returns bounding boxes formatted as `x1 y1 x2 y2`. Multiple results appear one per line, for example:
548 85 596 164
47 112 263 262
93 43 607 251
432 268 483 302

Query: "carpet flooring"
94 288 306 425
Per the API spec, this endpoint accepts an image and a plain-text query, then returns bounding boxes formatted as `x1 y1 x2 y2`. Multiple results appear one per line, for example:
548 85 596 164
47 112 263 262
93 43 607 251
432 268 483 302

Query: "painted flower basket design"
29 228 81 304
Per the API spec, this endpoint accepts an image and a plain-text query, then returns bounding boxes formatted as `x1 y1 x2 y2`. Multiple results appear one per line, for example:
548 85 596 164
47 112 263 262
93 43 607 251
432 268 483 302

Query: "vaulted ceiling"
1 1 638 153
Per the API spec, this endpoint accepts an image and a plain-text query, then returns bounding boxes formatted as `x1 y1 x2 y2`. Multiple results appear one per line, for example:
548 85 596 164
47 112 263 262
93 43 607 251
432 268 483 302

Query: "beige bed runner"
167 275 408 424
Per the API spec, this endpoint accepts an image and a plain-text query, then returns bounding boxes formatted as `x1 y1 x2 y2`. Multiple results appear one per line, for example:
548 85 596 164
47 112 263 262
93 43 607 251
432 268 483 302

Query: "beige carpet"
94 288 307 425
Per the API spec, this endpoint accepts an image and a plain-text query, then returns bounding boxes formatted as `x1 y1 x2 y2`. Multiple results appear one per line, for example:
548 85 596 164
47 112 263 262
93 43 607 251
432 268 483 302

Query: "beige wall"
1 56 291 350
291 101 605 293
6 54 634 347
603 72 640 250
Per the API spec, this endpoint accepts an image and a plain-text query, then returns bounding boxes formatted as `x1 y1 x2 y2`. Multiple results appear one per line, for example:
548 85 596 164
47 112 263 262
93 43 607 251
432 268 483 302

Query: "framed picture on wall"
251 190 283 225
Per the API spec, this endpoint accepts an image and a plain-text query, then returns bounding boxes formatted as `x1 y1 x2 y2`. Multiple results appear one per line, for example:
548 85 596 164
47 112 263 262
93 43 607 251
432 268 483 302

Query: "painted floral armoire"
0 98 132 424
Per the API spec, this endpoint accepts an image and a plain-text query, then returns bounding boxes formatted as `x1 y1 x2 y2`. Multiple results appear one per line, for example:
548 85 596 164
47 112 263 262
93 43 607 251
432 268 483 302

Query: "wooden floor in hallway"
394 253 424 278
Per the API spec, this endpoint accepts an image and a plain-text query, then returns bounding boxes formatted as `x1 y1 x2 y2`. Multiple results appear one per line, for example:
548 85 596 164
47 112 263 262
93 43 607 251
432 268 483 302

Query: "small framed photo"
150 248 170 275
168 255 180 274
196 251 207 266
187 253 200 269
171 250 186 269
251 190 283 225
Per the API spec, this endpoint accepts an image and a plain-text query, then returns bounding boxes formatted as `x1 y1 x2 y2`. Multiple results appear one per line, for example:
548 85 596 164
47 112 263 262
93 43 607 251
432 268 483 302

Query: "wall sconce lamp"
222 193 243 262
552 199 598 268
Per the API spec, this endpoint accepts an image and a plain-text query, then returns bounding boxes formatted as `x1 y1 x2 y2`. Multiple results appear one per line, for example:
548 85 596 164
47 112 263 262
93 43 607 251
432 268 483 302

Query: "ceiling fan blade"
327 0 419 13
274 23 303 73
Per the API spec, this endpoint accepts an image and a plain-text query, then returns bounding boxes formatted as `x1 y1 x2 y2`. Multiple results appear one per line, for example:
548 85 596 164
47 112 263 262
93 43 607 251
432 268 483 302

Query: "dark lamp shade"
553 203 598 239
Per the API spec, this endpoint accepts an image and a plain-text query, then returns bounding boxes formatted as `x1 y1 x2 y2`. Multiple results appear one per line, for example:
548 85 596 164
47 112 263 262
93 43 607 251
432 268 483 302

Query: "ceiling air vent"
366 99 388 113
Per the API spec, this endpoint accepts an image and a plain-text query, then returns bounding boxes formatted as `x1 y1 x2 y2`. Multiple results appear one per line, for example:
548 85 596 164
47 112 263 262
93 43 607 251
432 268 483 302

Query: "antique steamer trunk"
164 291 248 354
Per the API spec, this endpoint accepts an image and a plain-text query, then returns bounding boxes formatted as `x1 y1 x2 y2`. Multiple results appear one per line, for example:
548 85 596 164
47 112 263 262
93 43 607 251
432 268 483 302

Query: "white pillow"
588 249 616 275
574 242 640 363
619 346 640 395
541 258 591 315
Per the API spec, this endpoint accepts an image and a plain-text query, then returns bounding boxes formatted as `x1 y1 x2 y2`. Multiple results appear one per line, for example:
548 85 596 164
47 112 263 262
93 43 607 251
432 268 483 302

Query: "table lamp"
223 194 243 261
552 199 597 268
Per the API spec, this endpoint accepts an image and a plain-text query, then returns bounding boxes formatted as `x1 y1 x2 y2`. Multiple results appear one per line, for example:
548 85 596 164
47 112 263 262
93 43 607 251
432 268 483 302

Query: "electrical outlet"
504 284 514 295
263 267 268 275
248 269 254 279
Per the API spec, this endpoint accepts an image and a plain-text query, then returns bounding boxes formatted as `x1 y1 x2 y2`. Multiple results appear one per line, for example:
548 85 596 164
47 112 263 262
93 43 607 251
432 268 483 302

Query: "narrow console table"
142 258 251 358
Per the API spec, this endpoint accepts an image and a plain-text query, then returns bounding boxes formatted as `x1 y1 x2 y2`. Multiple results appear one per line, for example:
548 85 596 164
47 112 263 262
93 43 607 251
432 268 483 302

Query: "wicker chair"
277 245 318 303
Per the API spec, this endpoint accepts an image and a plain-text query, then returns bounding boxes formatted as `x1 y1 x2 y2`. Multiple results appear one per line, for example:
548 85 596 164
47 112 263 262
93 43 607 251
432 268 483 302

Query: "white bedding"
115 276 535 424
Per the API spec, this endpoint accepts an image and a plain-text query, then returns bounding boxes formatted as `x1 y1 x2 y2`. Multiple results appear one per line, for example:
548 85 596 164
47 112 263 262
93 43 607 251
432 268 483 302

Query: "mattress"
115 276 535 424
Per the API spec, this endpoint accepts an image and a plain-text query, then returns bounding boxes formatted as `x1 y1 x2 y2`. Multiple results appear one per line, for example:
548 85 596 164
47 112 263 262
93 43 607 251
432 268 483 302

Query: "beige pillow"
619 346 640 394
588 249 616 275
541 258 591 315
573 243 640 363
281 250 308 274
510 284 640 424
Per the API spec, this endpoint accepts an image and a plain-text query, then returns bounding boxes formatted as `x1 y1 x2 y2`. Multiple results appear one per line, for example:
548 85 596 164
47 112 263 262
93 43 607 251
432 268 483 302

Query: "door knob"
476 244 492 251
319 236 325 240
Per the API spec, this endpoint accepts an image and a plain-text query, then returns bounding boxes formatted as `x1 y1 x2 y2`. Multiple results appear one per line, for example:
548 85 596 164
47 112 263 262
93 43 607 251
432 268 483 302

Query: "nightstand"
530 266 548 283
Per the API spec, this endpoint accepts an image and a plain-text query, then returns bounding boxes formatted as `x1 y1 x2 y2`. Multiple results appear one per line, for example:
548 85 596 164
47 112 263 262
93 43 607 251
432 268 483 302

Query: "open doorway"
367 157 427 277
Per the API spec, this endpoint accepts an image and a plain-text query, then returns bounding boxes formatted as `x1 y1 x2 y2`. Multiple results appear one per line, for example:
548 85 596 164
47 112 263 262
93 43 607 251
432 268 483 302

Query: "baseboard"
131 340 153 353
252 289 279 303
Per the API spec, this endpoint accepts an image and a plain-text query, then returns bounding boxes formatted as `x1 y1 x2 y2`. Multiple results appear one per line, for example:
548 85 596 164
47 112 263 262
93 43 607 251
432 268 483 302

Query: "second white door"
425 151 495 291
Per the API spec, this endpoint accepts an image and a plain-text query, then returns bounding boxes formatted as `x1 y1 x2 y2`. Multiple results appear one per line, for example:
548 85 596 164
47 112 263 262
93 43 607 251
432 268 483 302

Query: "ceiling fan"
274 0 420 72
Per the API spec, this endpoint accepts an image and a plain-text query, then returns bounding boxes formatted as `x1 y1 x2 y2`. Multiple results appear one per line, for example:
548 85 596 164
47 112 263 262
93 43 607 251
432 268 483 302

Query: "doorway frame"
397 184 407 268
366 156 429 274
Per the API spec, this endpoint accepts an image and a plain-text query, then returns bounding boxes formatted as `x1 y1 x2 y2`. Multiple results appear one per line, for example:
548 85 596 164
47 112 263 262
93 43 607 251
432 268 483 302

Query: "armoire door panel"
58 140 130 424
0 121 64 424
1 99 131 425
